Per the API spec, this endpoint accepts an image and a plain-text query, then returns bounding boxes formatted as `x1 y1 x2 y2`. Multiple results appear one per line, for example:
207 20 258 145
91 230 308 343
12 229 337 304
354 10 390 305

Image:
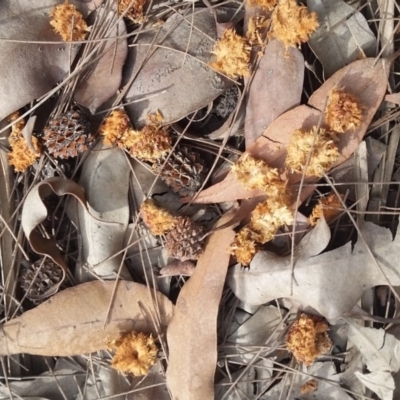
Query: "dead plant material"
285 127 339 177
246 0 278 10
270 0 319 48
100 109 132 146
309 193 344 226
50 0 89 42
209 29 251 79
250 197 293 243
8 113 41 172
121 114 171 162
108 331 158 376
325 88 363 133
300 379 318 394
159 260 196 277
246 16 269 46
165 216 205 261
286 313 332 365
118 0 148 23
229 227 258 265
140 199 176 236
231 154 283 192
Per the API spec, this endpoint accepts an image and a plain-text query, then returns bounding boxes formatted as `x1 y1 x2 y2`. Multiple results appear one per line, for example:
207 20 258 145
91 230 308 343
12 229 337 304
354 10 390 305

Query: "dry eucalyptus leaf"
0 280 174 356
347 321 400 400
193 57 388 204
245 39 304 146
74 10 128 113
166 210 236 400
0 0 97 120
124 8 231 126
308 0 377 78
228 218 400 321
69 141 131 282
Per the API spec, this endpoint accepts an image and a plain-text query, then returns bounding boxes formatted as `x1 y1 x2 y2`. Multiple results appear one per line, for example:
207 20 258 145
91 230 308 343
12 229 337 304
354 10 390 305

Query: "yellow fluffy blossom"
232 154 284 192
7 114 41 172
309 193 344 226
140 200 175 235
285 127 339 177
286 313 332 365
325 89 363 133
50 0 89 41
100 109 132 146
108 331 158 376
229 227 258 265
118 0 148 23
249 196 293 243
246 0 278 10
270 0 319 48
209 29 251 79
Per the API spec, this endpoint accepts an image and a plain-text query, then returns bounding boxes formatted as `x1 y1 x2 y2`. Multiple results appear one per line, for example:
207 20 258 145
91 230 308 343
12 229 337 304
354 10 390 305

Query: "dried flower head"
309 193 344 226
209 29 251 79
300 380 318 394
285 127 339 177
121 124 171 163
118 0 147 23
232 154 283 192
229 227 258 265
286 313 332 365
246 16 269 46
250 196 293 243
246 0 278 10
100 110 132 146
140 200 175 235
325 89 363 133
270 0 319 48
7 114 41 172
50 0 89 41
108 331 158 376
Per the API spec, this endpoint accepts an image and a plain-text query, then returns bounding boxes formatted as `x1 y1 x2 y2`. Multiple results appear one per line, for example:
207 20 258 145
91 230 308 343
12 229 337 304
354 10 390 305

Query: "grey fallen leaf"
227 218 400 321
308 0 377 78
74 9 128 113
215 359 273 400
0 0 96 120
224 305 286 363
0 358 85 400
262 362 352 400
355 371 394 400
124 8 231 126
347 322 400 373
68 140 131 282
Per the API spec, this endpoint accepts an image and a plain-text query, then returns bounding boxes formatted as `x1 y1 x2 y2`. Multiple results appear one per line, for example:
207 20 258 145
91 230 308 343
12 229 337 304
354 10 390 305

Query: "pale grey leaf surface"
308 0 377 78
124 8 230 126
355 371 394 400
70 141 131 281
228 220 400 321
347 323 400 373
263 362 352 399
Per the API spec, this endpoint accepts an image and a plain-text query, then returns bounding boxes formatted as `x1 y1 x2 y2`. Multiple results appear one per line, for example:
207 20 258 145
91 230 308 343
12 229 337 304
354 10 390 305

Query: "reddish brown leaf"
166 210 236 400
245 39 304 146
192 57 388 204
0 281 174 356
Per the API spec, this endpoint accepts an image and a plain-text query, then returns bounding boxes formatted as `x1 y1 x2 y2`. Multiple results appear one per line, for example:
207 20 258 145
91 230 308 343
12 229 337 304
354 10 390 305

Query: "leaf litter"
1 0 400 399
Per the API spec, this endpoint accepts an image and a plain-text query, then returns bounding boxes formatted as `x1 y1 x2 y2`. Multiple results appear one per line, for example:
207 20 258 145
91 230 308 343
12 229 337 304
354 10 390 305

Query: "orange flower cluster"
209 29 251 79
309 193 344 226
7 113 41 172
50 0 88 41
140 200 176 236
100 109 172 163
108 331 158 376
118 0 148 23
286 313 332 365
